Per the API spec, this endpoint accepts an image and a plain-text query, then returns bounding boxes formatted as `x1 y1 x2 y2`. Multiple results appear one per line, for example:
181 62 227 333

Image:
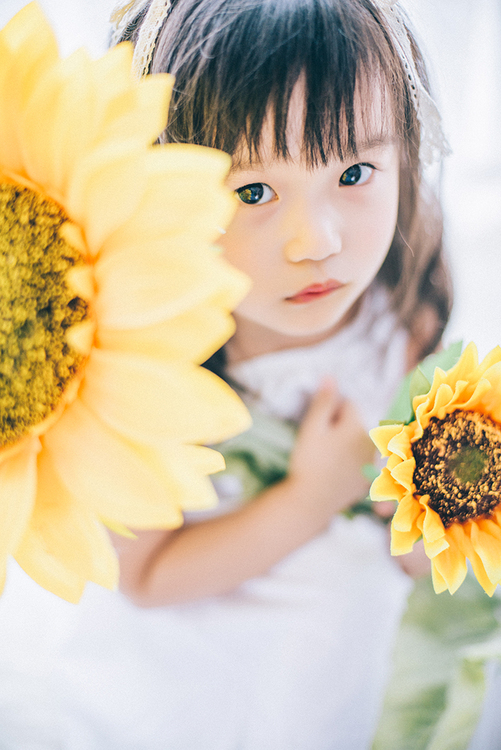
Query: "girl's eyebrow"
229 136 398 174
354 135 398 152
229 159 264 175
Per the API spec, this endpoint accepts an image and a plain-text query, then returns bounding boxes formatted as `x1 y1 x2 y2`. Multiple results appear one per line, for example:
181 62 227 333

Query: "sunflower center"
413 410 501 527
0 182 89 447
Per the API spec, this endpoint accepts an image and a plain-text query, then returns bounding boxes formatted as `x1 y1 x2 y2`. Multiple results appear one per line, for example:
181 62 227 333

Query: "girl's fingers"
302 377 341 429
373 500 396 518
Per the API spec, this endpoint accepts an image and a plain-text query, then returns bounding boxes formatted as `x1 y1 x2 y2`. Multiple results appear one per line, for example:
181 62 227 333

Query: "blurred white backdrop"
0 0 499 739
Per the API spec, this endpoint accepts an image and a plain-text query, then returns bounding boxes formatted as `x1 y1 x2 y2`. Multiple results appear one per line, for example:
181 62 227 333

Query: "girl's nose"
283 207 342 263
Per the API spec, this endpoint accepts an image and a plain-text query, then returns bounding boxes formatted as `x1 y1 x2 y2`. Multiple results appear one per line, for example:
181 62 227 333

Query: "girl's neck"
226 314 346 364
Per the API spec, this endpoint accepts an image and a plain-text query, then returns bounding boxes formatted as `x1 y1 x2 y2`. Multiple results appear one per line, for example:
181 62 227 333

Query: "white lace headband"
110 0 450 164
373 0 450 164
110 0 172 79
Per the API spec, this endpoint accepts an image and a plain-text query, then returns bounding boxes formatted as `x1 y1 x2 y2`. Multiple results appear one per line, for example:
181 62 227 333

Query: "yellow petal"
369 424 404 457
97 298 237 365
66 142 148 254
390 524 422 555
101 145 234 253
475 346 501 378
181 444 226 476
470 520 501 584
66 320 95 355
477 362 501 421
420 502 446 544
386 453 404 472
81 349 251 445
66 262 95 301
43 399 185 529
422 535 450 559
16 553 86 604
431 561 449 594
95 238 240 329
429 382 455 419
26 49 98 196
0 3 58 175
458 379 493 413
137 442 221 512
370 468 405 502
442 342 479 389
387 427 412 460
97 52 173 146
432 523 467 593
14 449 119 602
0 437 40 589
467 550 498 596
392 493 422 532
389 458 416 492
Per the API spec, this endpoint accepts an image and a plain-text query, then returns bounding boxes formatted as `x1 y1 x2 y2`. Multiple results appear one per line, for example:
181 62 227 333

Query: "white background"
0 0 499 737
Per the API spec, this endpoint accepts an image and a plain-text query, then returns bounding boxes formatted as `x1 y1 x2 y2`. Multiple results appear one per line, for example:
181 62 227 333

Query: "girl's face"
219 87 400 358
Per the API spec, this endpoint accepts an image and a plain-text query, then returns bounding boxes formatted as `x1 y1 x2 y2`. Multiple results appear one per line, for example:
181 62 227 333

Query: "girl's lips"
287 280 345 304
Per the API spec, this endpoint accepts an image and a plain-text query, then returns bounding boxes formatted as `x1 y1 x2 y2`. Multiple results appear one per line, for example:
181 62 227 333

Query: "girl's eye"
235 183 276 205
339 164 374 187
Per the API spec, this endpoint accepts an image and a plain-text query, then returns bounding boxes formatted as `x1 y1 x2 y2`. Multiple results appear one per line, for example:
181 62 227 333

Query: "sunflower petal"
14 450 119 603
470 520 501 584
0 438 39 590
137 442 221 512
392 493 422 532
391 524 422 555
420 502 446 545
81 349 251 445
66 143 148 253
97 56 173 147
387 427 412 460
95 238 246 329
430 560 449 594
478 363 501 421
97 299 237 365
101 145 234 253
0 3 58 175
43 400 185 529
389 458 416 492
369 424 404 457
433 524 468 594
442 342 479 389
370 468 405 502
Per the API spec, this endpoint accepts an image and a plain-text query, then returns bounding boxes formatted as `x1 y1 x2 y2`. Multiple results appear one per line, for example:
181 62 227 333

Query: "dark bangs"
141 0 417 166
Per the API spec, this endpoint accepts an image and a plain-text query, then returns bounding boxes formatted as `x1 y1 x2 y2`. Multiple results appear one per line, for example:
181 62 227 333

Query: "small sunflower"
0 3 251 602
371 343 501 596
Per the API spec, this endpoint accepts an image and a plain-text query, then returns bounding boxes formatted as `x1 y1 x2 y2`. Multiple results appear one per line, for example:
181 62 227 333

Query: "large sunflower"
0 3 251 603
371 343 501 596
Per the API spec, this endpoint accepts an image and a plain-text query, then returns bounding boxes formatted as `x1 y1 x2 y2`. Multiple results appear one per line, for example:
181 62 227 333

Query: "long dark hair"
118 0 452 375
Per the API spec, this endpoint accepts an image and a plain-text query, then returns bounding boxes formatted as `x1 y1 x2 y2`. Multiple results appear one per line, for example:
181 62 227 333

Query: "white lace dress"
51 293 413 750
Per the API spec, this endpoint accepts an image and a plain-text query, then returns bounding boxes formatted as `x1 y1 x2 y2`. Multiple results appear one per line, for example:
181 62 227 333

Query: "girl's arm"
115 379 373 607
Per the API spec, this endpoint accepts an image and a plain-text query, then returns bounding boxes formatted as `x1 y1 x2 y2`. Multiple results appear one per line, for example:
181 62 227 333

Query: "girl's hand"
394 538 431 579
288 378 374 522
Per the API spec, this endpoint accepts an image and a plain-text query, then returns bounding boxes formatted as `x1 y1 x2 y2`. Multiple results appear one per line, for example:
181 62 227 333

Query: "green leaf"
362 463 380 482
409 367 431 403
418 341 463 383
373 574 501 750
385 375 415 424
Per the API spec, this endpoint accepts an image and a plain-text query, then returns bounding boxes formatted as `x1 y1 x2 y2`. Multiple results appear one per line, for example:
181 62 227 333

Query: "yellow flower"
0 3 251 603
370 343 501 596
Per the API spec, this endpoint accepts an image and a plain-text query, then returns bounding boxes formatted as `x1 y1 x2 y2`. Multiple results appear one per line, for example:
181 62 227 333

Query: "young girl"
53 0 453 747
